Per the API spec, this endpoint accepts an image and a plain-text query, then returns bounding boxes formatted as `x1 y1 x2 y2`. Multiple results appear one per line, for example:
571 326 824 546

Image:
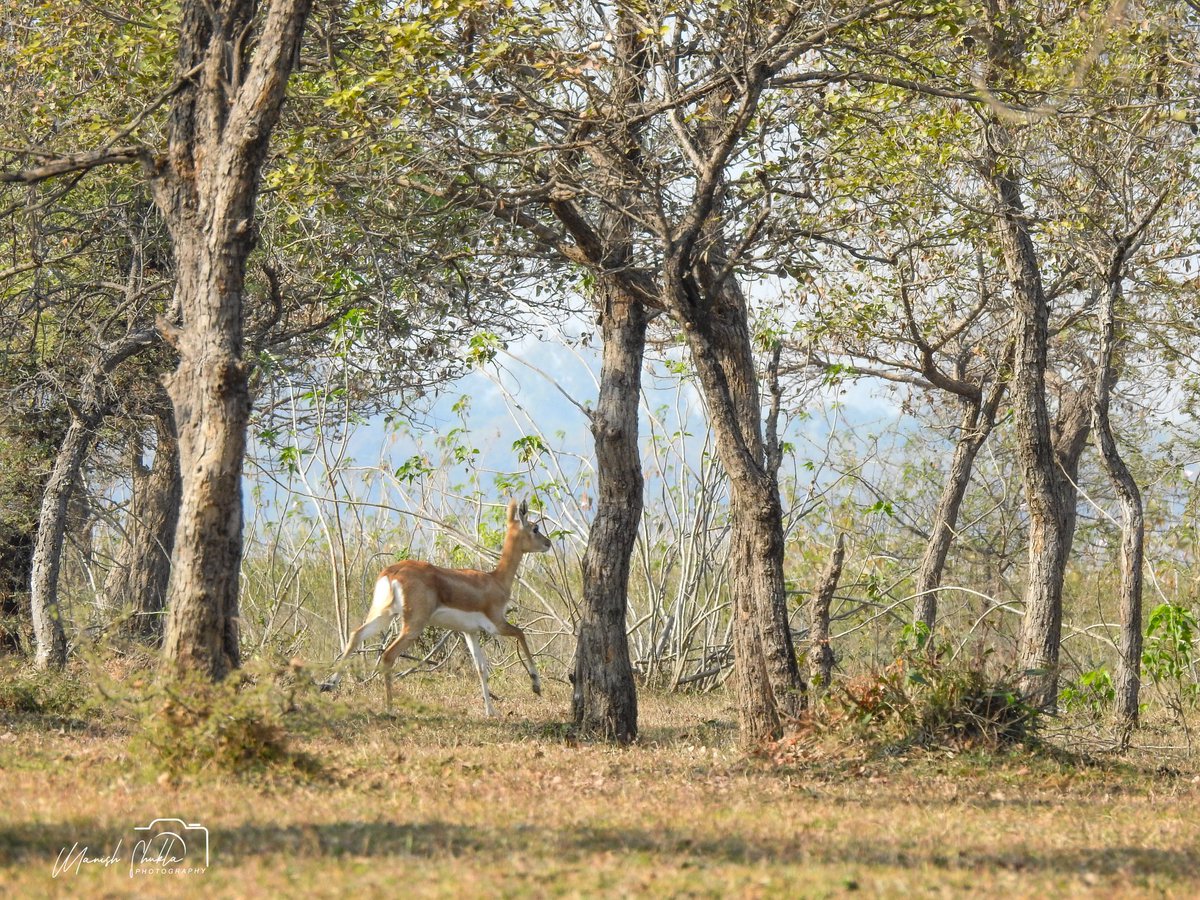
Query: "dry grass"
2 664 1200 898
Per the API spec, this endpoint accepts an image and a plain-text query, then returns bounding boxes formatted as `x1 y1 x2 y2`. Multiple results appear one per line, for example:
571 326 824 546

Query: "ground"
1 668 1198 898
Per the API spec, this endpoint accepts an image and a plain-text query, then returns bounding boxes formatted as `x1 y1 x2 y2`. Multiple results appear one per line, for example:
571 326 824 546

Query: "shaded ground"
1 671 1198 898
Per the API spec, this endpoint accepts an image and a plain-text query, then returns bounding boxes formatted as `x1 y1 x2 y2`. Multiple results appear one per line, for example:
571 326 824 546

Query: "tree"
101 390 180 644
153 0 314 678
373 0 912 741
978 1 1183 708
3 0 314 678
793 0 1192 711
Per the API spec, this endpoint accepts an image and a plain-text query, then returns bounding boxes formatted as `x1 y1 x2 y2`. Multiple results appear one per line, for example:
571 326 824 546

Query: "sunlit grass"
2 668 1199 898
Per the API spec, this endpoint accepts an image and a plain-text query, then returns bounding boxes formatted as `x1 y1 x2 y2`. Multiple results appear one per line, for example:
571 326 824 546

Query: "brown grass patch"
2 668 1199 897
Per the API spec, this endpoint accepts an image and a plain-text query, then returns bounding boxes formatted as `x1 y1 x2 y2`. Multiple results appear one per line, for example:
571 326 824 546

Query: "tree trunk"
913 375 1006 635
981 0 1095 712
28 420 91 669
573 287 646 743
105 402 181 644
1094 267 1144 742
809 533 846 694
1017 385 1091 710
914 400 985 634
989 128 1093 709
566 11 649 743
667 266 806 742
28 332 156 669
155 0 312 680
160 240 253 679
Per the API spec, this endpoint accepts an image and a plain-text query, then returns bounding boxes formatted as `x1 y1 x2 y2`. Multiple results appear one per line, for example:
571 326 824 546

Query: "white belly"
429 606 498 635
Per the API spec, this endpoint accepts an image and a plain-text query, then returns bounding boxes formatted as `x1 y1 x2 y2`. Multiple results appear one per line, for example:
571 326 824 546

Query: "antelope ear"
519 499 528 520
506 499 518 523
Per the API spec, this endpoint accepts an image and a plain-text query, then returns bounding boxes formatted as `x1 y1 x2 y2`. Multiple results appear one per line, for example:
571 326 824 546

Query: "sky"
242 316 912 549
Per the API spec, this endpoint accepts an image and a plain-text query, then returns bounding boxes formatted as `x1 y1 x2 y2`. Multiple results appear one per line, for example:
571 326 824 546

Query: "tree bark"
28 331 156 669
159 229 254 678
914 375 1006 635
155 0 312 680
573 287 646 743
104 401 181 644
981 0 1095 712
809 533 846 694
988 124 1091 709
666 264 806 742
567 11 648 743
28 421 89 669
1094 260 1146 742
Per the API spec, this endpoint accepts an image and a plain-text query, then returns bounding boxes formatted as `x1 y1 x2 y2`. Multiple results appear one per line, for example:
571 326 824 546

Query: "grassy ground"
2 664 1199 898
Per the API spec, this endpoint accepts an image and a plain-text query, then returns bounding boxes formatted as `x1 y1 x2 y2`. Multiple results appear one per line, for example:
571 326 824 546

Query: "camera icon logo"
132 818 209 871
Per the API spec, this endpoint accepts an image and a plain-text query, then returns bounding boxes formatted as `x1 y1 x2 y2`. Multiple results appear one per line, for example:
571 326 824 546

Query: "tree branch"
0 147 151 185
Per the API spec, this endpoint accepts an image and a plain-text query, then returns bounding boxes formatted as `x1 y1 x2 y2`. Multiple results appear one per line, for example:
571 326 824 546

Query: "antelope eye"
531 524 540 533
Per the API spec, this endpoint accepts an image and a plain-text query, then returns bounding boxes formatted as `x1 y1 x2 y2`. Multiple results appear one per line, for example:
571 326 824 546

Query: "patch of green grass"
0 659 89 718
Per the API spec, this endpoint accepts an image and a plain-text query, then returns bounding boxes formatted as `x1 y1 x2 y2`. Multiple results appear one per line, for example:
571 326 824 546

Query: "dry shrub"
128 660 323 780
775 654 1038 764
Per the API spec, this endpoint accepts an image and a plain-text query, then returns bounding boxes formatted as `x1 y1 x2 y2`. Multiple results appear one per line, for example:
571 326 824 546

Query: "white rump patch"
429 606 497 635
367 576 402 619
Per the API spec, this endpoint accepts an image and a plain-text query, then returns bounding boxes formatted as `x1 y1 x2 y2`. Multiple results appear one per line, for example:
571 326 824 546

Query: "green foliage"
467 332 503 367
0 660 88 716
897 621 932 655
512 434 548 463
1143 603 1200 707
395 453 434 484
1059 667 1115 719
128 662 322 780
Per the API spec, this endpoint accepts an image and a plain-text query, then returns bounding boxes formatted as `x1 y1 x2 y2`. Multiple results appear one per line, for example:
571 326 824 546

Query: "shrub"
129 660 321 780
0 660 88 717
1059 667 1116 719
1143 602 1200 709
829 653 1038 751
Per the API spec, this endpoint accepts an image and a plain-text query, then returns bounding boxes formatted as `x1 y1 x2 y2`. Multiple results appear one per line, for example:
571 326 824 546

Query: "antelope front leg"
462 632 497 717
498 621 541 696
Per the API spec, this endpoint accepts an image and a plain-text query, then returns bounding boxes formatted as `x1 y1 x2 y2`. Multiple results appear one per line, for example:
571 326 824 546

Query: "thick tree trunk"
155 0 312 680
161 246 253 680
568 12 648 743
725 479 792 740
989 132 1092 709
981 0 1094 712
573 288 646 743
105 403 181 644
1017 386 1090 710
809 533 846 694
667 266 806 742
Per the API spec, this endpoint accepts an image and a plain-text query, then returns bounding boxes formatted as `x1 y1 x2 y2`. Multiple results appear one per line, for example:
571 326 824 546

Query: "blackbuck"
325 499 551 715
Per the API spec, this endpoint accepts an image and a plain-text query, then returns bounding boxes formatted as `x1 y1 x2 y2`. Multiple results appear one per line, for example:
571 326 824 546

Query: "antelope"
324 499 551 715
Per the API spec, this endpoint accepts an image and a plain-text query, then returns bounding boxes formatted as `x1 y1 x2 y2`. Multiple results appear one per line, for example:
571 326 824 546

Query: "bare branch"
0 147 150 185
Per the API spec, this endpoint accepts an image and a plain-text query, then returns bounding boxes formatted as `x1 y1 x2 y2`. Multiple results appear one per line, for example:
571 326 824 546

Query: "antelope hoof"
531 677 542 696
